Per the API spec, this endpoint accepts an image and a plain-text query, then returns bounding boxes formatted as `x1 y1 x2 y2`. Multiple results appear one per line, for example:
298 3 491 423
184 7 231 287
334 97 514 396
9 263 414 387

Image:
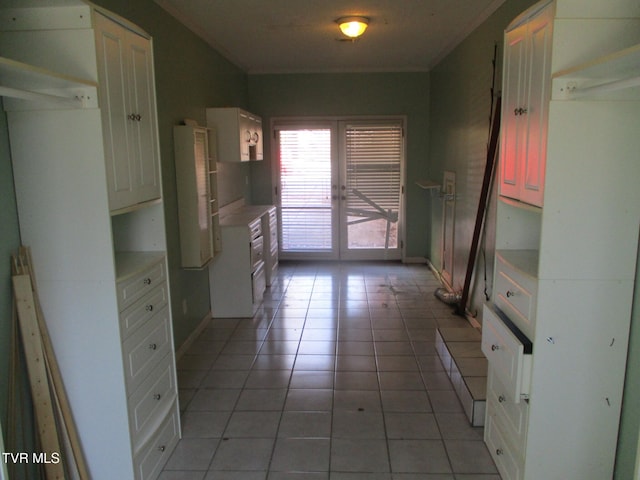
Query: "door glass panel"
278 129 333 252
343 123 402 253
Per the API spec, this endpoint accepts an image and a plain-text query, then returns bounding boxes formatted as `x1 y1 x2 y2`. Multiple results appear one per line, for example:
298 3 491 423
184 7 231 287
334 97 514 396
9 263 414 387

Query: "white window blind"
344 122 402 249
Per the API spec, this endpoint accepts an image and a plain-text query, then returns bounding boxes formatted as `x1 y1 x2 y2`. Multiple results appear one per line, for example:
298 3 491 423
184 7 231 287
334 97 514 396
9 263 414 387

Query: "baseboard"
403 256 428 264
175 311 212 360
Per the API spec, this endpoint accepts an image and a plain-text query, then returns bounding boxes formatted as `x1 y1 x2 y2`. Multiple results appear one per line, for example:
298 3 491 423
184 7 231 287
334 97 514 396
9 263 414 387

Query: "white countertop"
220 204 275 226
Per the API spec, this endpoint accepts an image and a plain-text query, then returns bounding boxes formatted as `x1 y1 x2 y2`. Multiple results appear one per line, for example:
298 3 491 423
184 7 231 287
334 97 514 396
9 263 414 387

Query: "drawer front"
250 235 264 270
128 354 177 450
267 208 277 225
495 257 537 339
249 218 262 239
485 412 524 480
133 403 180 480
481 304 532 403
252 262 266 304
123 307 172 392
487 368 529 457
120 282 169 339
117 260 166 312
269 222 278 246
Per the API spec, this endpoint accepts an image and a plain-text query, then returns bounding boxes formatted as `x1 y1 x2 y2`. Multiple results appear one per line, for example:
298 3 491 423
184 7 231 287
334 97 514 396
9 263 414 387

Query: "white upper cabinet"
95 11 161 212
499 0 553 208
206 107 263 162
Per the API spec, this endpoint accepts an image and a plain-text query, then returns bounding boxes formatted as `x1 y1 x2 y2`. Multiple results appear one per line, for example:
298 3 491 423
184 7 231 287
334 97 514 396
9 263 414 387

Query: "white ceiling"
154 0 506 74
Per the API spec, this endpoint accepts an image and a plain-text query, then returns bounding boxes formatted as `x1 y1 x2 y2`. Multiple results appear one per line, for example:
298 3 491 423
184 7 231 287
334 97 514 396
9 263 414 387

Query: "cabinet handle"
149 343 158 350
498 395 506 403
135 114 142 121
128 113 136 120
514 107 528 116
145 304 154 312
158 445 166 453
506 290 516 298
496 448 503 456
153 393 161 400
491 344 500 351
143 278 152 285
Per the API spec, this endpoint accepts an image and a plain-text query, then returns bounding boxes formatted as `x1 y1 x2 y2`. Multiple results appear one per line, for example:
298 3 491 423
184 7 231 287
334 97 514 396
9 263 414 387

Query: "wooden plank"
12 274 65 480
18 246 90 479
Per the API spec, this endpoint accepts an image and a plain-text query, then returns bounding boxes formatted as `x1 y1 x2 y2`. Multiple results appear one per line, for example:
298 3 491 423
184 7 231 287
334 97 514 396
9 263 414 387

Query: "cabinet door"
239 111 252 161
95 13 138 211
500 23 528 203
127 31 161 205
520 7 553 207
95 13 161 211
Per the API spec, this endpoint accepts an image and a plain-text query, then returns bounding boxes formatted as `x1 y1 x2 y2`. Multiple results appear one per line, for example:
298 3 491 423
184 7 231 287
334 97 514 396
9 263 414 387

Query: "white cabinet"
210 215 266 317
174 124 221 268
485 1 640 479
94 12 161 212
209 206 276 317
499 0 553 208
0 2 179 479
206 107 263 162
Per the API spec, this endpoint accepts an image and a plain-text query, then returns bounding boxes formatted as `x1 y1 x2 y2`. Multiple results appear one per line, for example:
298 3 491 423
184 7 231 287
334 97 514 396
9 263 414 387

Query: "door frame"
271 115 406 262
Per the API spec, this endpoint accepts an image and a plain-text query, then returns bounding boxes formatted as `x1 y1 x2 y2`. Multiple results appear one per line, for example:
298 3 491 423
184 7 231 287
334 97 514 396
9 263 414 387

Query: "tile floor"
161 261 500 480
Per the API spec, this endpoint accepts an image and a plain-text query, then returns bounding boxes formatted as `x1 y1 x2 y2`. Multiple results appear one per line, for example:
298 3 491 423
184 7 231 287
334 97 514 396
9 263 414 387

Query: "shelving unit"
1 2 180 479
174 124 221 268
483 2 640 479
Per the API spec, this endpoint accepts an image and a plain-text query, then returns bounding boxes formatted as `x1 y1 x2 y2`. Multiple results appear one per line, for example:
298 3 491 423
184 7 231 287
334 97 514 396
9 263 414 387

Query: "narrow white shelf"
552 43 640 100
496 249 539 279
0 56 98 109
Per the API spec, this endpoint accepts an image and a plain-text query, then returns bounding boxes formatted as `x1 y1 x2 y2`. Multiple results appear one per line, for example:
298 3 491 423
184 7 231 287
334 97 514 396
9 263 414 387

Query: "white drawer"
487 368 529 457
495 252 537 339
249 218 262 239
123 307 172 392
133 403 180 480
481 303 532 403
117 259 166 312
120 282 169 340
128 354 177 450
485 411 524 480
252 261 266 304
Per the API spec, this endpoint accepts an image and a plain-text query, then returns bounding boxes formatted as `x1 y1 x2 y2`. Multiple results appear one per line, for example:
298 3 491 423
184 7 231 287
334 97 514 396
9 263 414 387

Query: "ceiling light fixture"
337 16 369 39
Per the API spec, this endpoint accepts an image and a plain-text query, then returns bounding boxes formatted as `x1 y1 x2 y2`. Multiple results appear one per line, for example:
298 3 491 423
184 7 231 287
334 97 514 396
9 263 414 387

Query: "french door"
274 118 404 261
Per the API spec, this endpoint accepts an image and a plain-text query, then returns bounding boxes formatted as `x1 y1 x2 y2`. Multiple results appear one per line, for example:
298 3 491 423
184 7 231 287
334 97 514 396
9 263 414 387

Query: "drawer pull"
143 278 152 285
496 448 503 456
498 395 506 403
153 393 162 401
506 290 516 298
149 343 158 350
491 344 500 351
158 445 166 453
145 304 154 312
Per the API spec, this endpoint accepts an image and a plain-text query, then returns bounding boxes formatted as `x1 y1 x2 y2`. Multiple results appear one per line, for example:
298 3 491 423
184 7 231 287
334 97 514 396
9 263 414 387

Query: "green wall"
247 72 432 259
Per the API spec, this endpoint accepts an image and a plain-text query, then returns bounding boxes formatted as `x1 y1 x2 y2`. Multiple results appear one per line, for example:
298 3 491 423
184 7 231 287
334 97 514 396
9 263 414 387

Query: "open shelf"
552 43 640 100
0 56 98 109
